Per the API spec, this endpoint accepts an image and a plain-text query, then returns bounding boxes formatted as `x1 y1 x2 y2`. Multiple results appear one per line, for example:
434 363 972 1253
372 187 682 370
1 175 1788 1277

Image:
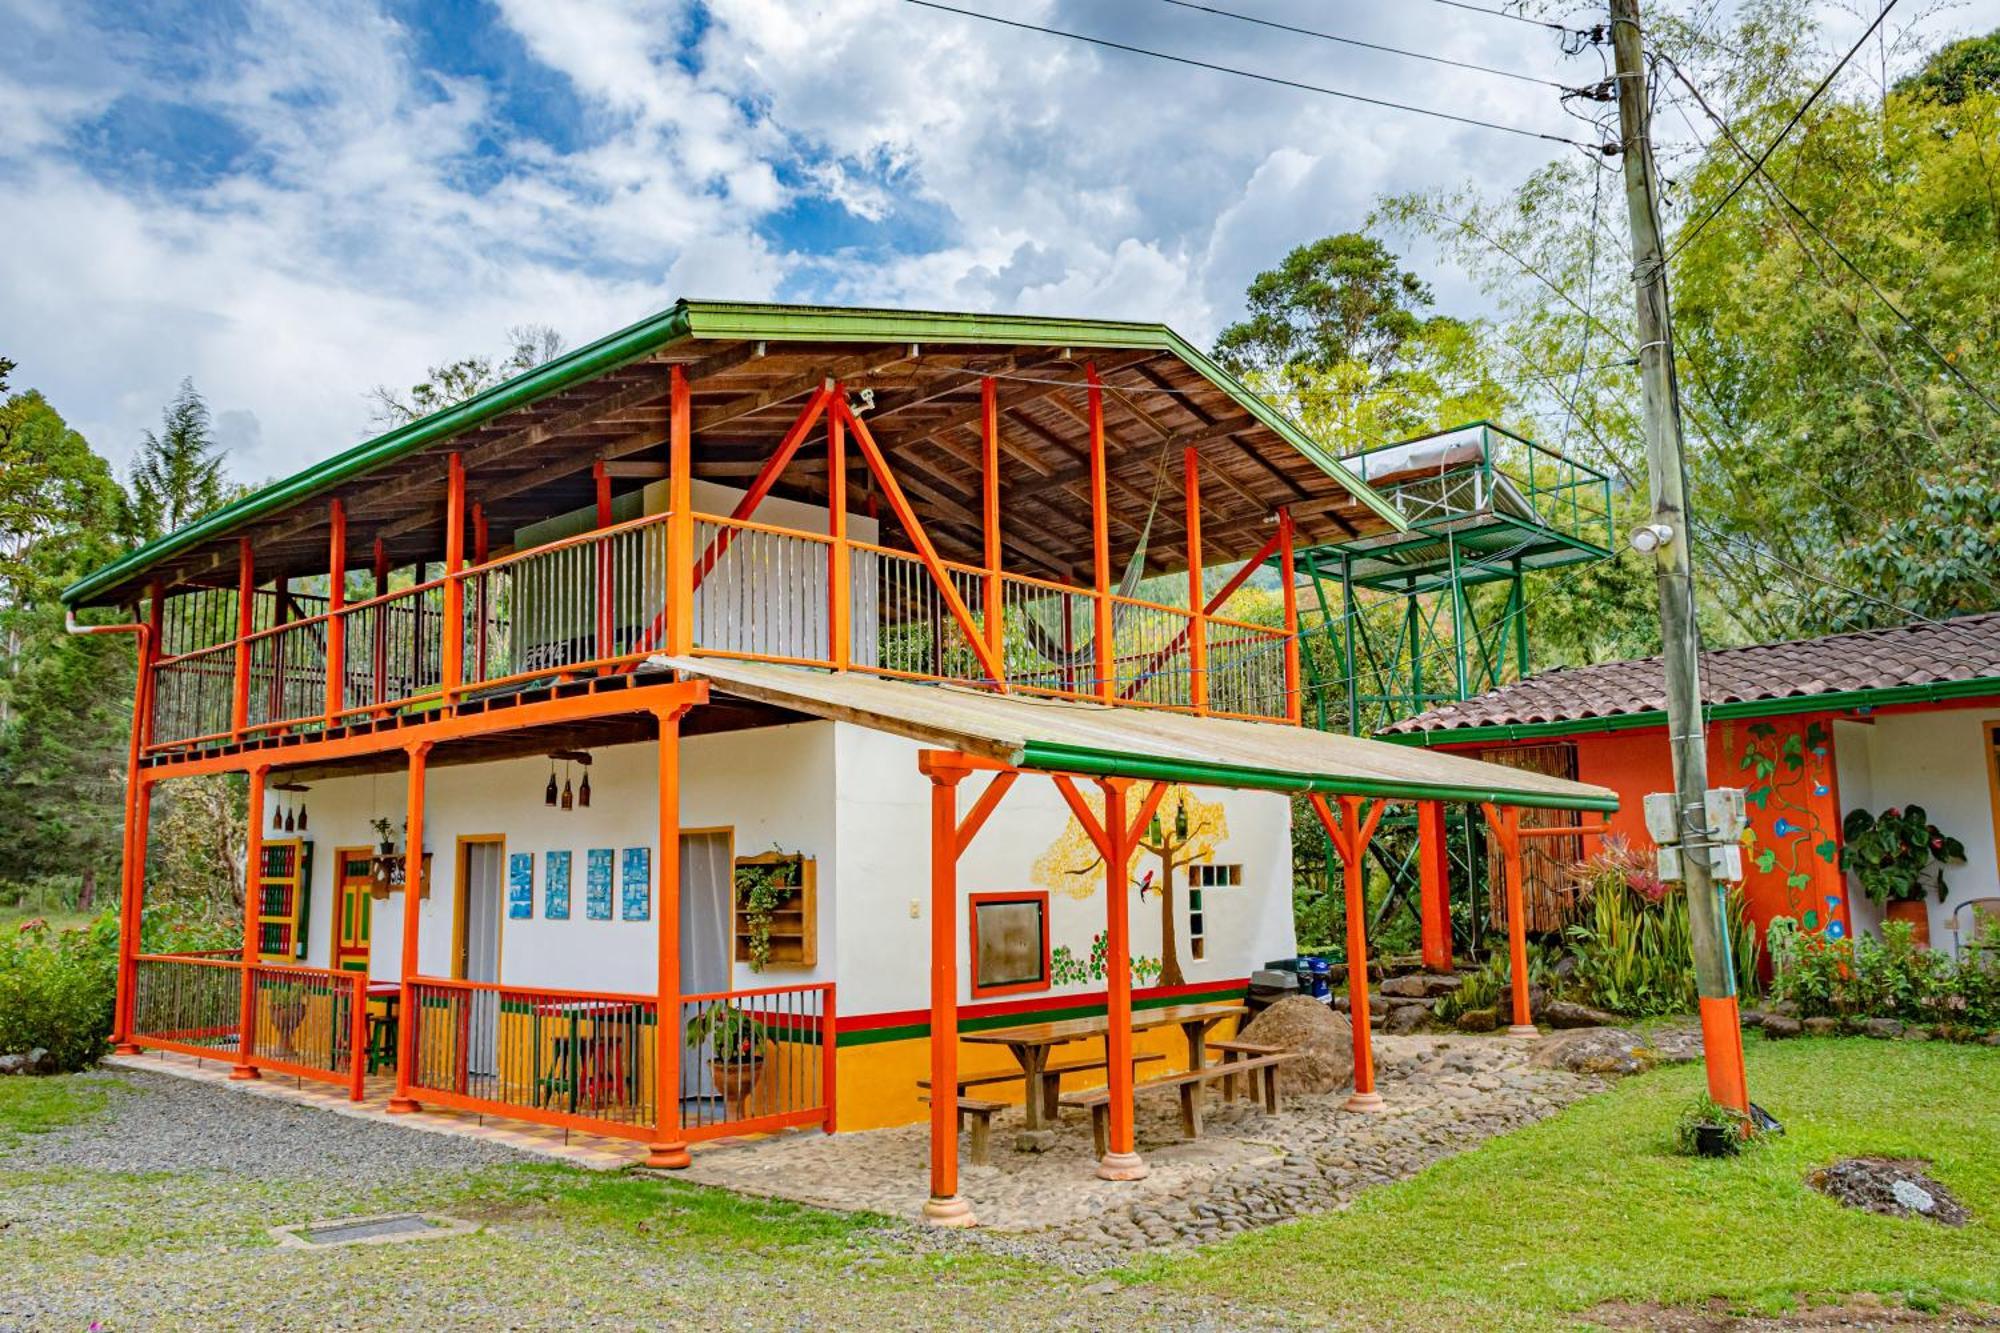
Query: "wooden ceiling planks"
113 335 1393 608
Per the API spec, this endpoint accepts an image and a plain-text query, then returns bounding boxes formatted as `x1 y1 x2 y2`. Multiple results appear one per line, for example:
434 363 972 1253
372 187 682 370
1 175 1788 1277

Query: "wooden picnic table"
960 1000 1247 1132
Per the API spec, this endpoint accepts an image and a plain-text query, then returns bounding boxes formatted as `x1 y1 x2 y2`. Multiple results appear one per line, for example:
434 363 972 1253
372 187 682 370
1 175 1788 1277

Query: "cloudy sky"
3 0 1992 482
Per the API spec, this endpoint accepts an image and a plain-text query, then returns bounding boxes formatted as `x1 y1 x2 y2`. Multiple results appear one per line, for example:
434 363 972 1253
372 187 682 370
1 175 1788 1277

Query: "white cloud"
2 0 1994 482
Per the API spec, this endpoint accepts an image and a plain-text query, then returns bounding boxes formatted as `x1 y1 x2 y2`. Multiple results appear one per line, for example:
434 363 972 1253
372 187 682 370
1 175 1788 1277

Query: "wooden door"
333 847 374 974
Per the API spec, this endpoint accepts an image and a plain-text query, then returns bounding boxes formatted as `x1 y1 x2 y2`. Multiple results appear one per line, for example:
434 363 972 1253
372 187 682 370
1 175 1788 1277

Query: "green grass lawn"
1141 1035 2000 1328
3 1037 1996 1329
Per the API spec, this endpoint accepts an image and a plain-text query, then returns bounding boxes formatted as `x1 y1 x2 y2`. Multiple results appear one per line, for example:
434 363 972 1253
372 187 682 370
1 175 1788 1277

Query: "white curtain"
679 832 733 1100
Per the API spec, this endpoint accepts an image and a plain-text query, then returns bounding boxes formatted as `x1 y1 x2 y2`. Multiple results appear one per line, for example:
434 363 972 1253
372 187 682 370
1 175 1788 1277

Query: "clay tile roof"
1383 611 2000 736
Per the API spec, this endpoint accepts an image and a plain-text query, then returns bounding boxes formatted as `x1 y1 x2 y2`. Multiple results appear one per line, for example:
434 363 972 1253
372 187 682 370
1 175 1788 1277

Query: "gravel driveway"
0 1068 1284 1332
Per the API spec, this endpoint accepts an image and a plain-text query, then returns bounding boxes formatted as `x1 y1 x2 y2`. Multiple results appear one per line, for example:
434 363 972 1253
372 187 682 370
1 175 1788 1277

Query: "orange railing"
679 981 835 1141
131 954 242 1059
404 977 660 1140
245 962 369 1099
142 505 1294 752
129 954 367 1097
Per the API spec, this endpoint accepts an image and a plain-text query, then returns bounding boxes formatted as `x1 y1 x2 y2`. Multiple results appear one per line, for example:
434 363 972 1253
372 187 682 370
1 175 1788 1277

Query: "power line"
1416 0 1598 36
1151 0 1579 90
1659 55 2000 420
901 0 1613 151
1662 0 1900 263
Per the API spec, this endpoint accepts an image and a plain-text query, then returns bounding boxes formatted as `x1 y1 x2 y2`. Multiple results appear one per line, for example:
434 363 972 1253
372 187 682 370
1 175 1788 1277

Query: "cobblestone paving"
680 1032 1602 1260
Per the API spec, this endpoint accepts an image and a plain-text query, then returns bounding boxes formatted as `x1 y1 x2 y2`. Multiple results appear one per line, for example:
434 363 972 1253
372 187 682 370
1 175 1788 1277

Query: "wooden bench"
1060 1053 1296 1157
919 1050 1164 1119
916 1094 1008 1166
1209 1039 1283 1103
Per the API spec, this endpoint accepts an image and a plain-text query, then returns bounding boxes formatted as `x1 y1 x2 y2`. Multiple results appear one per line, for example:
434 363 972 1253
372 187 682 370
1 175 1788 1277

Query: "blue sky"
3 0 1993 481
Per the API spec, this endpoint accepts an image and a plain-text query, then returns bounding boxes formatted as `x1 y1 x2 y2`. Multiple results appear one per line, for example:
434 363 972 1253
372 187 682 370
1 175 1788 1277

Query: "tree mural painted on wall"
1031 784 1228 988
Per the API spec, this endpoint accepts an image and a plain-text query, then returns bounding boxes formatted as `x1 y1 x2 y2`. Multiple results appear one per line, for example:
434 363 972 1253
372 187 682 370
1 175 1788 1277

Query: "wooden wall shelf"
732 851 817 970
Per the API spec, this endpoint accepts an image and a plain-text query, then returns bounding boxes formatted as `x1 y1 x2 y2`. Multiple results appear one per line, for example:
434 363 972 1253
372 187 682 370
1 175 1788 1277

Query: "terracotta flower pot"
710 1056 766 1121
1885 898 1932 948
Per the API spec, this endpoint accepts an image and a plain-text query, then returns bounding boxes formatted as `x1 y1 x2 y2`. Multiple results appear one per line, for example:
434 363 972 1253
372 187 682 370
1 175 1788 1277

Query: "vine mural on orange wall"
1723 717 1849 939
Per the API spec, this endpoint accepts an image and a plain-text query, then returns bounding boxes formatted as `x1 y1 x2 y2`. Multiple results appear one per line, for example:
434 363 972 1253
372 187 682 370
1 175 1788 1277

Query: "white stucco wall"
290 718 1296 1018
830 725 1297 1018
1832 706 2000 947
296 722 836 995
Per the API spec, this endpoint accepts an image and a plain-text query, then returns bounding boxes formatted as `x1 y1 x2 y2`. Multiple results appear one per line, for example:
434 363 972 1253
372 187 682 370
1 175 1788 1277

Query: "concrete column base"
1506 1024 1541 1039
921 1195 977 1227
385 1095 421 1114
1344 1090 1387 1113
228 1065 260 1081
112 1043 143 1056
1096 1151 1150 1181
645 1142 692 1170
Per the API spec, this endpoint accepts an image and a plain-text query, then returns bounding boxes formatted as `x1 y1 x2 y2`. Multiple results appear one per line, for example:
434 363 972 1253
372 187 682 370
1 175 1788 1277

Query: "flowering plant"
1840 805 1964 904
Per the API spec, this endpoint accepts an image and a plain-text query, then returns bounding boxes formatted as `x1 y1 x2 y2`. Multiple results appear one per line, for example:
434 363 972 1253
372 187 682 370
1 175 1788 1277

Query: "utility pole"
1609 0 1750 1113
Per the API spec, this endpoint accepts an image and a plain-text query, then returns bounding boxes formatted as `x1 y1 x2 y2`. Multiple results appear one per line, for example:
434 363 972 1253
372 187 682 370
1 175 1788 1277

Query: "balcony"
143 507 1293 758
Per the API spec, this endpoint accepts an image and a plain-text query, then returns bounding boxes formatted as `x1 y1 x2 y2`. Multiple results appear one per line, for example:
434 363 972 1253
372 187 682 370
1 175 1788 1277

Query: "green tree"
128 378 228 541
1215 232 1514 459
1896 29 2000 104
0 385 133 910
369 323 565 428
1384 2 2000 641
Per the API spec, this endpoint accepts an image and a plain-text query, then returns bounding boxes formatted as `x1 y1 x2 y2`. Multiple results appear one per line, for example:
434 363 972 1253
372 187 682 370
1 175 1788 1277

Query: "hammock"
1016 424 1173 672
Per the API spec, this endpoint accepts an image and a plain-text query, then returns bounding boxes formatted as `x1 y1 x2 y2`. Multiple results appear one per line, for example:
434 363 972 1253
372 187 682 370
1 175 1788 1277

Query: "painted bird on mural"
1134 869 1156 900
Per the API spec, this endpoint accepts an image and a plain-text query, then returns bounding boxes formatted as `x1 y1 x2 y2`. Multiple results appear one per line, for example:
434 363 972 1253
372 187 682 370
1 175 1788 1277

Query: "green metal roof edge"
674 301 1406 534
65 299 1402 607
1014 739 1619 812
1379 673 2000 748
63 302 700 607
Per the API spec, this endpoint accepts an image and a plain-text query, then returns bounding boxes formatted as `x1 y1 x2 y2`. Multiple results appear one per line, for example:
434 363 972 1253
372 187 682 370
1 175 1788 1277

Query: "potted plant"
1673 1094 1758 1158
733 850 802 973
686 1003 769 1120
368 818 430 900
1840 805 1965 948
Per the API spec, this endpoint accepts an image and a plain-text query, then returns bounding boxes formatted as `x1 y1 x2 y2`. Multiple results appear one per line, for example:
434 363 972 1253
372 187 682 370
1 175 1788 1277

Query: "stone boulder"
1455 1006 1498 1033
1761 1014 1803 1039
1383 1003 1430 1034
1543 1000 1623 1030
1530 1028 1653 1076
1234 996 1355 1097
1802 1017 1842 1037
1862 1017 1904 1040
0 1053 25 1076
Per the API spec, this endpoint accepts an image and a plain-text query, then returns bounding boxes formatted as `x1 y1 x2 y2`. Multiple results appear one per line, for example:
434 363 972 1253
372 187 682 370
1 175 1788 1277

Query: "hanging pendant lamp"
273 802 285 830
545 758 558 807
1175 801 1190 841
578 768 591 809
560 762 574 811
297 802 308 832
284 806 296 833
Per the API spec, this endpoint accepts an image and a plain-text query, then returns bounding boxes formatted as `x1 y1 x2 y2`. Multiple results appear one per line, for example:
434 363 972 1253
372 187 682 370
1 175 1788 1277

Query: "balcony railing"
143 508 1295 751
129 955 367 1099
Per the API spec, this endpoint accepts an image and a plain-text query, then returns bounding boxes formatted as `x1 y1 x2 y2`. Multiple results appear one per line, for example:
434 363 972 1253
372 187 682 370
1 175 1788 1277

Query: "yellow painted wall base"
833 1018 1241 1132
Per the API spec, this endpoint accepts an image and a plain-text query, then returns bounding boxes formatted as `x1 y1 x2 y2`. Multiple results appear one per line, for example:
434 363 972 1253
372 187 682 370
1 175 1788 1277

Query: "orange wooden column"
230 539 254 741
1308 793 1388 1110
920 755 974 1225
1278 507 1301 724
667 364 695 656
110 603 157 1054
1086 364 1113 702
1095 777 1148 1179
981 376 1002 680
1416 801 1454 973
1184 447 1208 714
828 392 850 669
440 454 466 706
649 706 693 1169
231 763 270 1080
1480 805 1539 1037
324 499 347 725
387 741 432 1113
